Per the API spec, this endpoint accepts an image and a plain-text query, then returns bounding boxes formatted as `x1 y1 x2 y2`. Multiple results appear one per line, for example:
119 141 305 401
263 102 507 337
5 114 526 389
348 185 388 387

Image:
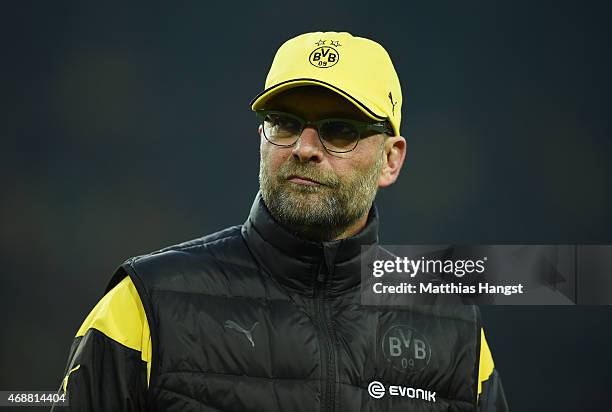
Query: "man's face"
258 86 387 241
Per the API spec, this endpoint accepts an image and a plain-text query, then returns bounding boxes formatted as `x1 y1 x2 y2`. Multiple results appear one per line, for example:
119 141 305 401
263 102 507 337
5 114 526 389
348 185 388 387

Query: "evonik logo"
367 380 436 403
367 381 385 399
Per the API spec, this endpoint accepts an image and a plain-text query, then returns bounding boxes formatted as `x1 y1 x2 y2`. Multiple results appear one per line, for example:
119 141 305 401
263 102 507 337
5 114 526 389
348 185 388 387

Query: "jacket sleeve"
51 276 152 411
477 328 509 411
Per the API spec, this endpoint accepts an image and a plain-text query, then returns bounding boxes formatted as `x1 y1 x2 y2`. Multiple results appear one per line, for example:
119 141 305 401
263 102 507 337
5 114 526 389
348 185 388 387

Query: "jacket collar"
242 192 379 297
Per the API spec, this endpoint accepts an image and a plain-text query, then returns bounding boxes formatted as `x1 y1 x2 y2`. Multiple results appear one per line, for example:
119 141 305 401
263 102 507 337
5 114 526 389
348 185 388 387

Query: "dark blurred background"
1 1 610 410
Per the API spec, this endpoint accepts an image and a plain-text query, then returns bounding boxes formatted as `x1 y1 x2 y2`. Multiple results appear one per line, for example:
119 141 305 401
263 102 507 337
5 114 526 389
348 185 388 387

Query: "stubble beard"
259 150 384 242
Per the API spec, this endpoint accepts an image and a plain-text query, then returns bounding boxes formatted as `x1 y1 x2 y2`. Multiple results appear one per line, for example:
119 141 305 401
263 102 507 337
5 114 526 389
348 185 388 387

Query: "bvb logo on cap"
308 39 340 68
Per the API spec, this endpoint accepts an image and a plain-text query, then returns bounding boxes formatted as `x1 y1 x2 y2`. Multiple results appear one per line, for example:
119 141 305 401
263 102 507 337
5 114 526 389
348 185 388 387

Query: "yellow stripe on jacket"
75 276 152 386
478 328 496 399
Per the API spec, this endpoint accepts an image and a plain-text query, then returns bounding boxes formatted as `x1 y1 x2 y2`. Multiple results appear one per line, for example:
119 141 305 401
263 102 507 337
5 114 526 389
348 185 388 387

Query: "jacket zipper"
315 262 337 412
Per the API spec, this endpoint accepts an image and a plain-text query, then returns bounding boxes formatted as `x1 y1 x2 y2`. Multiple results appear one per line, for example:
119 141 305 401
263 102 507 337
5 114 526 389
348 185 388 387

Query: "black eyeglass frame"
255 109 392 153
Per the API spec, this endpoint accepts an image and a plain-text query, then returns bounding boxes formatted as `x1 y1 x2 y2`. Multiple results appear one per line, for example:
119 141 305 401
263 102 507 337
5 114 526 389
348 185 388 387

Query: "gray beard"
259 153 383 242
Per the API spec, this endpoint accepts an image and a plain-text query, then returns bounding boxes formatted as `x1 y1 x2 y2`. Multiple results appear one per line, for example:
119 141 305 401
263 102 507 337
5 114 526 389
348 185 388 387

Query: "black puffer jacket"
53 193 508 411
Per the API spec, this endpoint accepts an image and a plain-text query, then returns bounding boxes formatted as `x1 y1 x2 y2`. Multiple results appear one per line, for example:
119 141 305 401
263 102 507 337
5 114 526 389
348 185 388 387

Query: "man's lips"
287 175 323 186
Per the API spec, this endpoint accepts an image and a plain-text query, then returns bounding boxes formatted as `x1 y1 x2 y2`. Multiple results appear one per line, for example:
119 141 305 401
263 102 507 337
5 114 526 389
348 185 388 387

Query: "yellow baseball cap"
250 31 403 136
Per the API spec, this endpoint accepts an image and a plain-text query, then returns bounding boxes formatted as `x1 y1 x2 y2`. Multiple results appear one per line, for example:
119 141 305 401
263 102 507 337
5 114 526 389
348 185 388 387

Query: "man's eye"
277 117 299 130
266 115 293 126
265 115 281 126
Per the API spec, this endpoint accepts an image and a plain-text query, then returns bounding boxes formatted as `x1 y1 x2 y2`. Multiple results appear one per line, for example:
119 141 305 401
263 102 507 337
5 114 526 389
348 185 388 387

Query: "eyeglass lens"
263 113 360 152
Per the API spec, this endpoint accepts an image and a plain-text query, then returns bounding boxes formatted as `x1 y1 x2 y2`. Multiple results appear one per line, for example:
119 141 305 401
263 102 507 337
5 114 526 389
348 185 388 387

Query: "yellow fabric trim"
143 324 152 386
76 276 152 385
477 328 495 398
62 364 81 393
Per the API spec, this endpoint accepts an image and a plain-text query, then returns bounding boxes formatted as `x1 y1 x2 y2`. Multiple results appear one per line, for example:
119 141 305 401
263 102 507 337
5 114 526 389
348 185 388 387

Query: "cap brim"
250 78 387 123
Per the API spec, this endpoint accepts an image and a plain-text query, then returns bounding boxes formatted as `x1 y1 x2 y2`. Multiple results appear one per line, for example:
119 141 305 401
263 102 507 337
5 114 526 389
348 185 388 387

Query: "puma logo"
224 320 259 347
388 91 398 116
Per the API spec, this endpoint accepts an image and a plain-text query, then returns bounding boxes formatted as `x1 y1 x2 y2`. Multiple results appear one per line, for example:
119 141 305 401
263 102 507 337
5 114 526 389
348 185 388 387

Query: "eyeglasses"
255 110 391 153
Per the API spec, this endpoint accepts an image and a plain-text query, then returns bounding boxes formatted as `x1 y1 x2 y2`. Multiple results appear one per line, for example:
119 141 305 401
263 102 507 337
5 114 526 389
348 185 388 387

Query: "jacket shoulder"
106 225 256 294
146 225 244 255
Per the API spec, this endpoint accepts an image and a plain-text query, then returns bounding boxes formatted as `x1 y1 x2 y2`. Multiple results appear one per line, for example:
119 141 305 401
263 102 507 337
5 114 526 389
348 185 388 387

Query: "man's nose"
291 126 325 163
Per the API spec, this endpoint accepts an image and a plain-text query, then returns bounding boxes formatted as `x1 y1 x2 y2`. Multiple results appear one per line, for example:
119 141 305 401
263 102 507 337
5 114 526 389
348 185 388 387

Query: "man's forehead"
262 86 372 121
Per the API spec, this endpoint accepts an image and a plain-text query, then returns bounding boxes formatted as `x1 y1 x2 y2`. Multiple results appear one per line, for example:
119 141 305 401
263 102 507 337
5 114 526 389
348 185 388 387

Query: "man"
53 31 508 411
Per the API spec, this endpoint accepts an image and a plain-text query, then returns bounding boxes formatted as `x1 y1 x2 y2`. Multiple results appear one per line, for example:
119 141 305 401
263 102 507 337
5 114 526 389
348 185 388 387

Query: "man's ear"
378 135 407 187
